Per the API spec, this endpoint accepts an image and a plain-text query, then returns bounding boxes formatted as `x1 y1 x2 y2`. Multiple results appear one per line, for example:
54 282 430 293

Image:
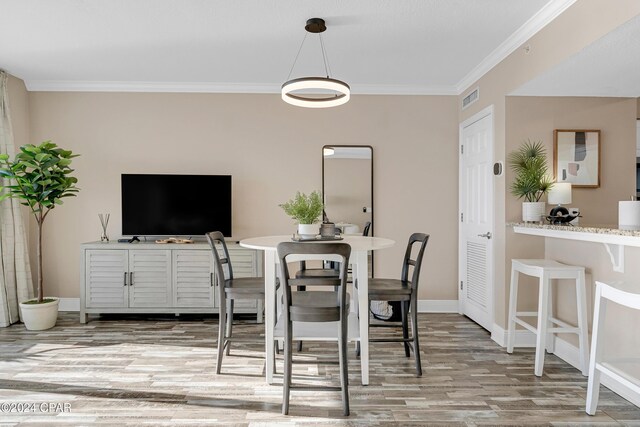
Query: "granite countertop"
508 222 640 238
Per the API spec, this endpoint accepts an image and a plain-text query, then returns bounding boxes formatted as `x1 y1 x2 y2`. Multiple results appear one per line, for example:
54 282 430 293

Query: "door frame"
458 104 495 331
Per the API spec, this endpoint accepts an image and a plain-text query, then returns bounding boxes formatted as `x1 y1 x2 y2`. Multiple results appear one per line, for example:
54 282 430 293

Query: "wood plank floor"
0 312 638 426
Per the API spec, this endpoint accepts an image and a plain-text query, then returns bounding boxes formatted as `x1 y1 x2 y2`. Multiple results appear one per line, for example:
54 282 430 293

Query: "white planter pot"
19 297 59 331
522 201 546 223
297 223 319 238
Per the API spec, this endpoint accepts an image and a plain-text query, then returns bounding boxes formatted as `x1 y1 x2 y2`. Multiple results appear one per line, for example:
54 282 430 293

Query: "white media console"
79 241 263 323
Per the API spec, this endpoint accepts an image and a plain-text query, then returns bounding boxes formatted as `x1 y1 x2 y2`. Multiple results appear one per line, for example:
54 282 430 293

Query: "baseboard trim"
417 300 458 313
491 325 640 408
61 298 457 314
59 298 80 312
491 323 537 348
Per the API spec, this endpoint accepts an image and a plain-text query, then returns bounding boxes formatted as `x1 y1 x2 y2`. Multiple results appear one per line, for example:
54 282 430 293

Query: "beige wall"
26 92 459 300
506 96 637 225
459 0 640 328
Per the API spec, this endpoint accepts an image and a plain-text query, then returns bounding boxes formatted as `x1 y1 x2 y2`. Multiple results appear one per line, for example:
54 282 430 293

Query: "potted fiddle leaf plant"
508 140 554 222
0 141 79 330
280 190 323 238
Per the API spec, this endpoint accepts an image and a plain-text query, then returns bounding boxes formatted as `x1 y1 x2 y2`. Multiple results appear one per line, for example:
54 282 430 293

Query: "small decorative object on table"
279 190 323 238
546 212 581 225
320 222 338 237
98 213 110 242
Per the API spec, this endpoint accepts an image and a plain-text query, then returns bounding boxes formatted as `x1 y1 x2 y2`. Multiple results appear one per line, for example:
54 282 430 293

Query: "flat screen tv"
122 174 231 237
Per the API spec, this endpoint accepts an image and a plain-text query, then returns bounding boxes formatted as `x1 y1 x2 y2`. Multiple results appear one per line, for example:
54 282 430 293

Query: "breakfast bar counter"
511 223 640 272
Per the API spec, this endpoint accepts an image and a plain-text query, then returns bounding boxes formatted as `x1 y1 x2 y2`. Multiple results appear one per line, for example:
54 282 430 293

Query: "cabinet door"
85 250 128 308
173 250 214 308
228 247 259 277
128 250 172 307
226 247 259 309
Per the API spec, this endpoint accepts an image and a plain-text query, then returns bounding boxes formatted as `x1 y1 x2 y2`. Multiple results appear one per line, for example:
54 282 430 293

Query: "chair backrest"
362 221 372 237
205 231 234 283
278 242 351 321
400 233 430 292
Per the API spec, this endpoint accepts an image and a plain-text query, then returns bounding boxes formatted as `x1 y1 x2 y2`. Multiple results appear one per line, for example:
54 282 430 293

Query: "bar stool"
586 281 640 415
507 259 589 377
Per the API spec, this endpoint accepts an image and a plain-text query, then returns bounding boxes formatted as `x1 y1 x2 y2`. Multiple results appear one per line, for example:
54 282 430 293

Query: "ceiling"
0 0 573 95
512 14 640 97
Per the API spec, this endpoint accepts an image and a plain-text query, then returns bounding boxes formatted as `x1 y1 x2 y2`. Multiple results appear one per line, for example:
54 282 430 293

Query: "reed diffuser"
99 213 110 242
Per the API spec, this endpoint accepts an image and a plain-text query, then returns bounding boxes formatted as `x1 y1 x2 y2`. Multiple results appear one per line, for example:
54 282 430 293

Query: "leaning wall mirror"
322 145 373 270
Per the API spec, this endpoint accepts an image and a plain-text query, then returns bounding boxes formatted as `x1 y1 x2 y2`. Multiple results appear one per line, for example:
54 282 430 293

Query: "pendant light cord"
286 32 308 81
319 33 332 78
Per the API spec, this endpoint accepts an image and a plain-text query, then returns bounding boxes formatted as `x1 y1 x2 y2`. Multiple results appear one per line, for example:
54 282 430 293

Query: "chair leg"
546 284 555 354
225 299 234 356
216 296 227 375
282 315 293 415
534 275 550 377
576 271 590 376
339 311 350 416
410 295 422 377
586 284 607 415
401 300 410 357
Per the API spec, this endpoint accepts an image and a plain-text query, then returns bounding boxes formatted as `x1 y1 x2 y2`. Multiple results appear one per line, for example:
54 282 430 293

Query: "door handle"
477 232 492 239
129 272 134 285
123 272 128 286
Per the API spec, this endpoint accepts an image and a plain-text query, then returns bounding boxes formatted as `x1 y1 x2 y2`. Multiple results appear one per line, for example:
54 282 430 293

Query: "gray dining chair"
206 231 268 374
359 232 429 376
277 241 351 416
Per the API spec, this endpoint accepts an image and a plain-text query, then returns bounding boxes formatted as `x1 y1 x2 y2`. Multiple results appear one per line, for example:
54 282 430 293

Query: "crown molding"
25 79 460 96
25 80 281 93
455 0 578 94
352 84 458 96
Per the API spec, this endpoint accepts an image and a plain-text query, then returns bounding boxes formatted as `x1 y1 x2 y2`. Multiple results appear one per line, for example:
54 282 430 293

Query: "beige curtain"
0 70 34 326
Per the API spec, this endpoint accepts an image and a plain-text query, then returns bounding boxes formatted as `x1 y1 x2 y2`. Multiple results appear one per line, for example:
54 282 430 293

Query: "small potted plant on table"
0 141 79 330
508 140 553 222
280 191 323 238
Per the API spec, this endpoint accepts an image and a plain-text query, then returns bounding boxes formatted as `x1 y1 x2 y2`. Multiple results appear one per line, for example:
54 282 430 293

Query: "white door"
459 106 494 331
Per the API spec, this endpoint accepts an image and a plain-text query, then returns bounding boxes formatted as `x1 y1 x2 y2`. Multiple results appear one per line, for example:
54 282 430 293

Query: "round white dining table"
239 235 395 385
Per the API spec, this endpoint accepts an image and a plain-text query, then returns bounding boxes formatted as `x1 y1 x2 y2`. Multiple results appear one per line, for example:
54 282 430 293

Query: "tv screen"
122 174 232 237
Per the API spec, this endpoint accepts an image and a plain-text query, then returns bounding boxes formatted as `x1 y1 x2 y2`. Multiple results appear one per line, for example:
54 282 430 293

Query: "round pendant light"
281 18 350 108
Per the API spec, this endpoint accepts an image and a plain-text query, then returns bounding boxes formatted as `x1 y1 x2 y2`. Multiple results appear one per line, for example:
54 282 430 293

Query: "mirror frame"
322 144 374 272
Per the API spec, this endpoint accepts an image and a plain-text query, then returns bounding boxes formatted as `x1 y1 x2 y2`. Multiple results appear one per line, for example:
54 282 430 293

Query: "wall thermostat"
493 162 503 176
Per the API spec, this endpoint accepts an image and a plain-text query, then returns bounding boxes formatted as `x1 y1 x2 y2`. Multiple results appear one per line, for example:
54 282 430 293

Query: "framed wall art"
553 129 600 188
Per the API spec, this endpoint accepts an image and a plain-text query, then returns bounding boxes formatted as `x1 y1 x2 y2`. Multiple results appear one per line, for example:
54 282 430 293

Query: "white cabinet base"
80 241 262 323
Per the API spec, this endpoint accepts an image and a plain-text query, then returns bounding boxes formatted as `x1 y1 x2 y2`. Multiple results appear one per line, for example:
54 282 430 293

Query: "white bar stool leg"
546 282 555 354
507 264 519 354
586 283 606 415
576 270 589 376
534 273 550 377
